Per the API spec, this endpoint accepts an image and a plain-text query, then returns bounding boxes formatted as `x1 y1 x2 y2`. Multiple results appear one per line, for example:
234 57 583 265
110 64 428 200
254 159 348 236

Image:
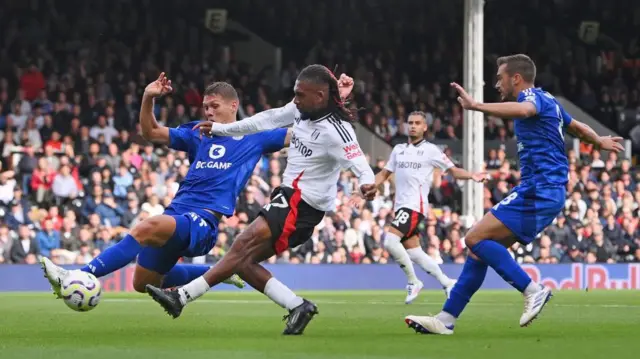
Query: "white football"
60 270 102 312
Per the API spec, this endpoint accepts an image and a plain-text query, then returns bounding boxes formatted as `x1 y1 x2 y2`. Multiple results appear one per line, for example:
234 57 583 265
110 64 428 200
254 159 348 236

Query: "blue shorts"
490 183 565 244
137 203 220 274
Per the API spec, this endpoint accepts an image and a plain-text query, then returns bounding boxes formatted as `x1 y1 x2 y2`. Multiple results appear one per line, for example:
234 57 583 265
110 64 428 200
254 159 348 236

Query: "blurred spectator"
30 157 56 204
11 225 40 264
0 224 12 263
36 219 61 258
95 194 125 227
0 0 637 266
52 164 79 200
0 168 16 205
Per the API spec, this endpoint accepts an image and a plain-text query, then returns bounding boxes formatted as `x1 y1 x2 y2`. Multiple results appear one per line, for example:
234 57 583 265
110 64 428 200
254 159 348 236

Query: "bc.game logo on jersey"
209 144 226 159
195 144 233 170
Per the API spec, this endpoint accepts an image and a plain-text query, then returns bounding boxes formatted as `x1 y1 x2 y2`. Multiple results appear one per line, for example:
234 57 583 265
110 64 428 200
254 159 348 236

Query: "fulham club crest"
311 129 320 141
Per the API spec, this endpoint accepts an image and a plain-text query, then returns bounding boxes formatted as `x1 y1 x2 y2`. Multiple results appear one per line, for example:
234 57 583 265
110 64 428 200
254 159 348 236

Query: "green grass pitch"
1 290 638 359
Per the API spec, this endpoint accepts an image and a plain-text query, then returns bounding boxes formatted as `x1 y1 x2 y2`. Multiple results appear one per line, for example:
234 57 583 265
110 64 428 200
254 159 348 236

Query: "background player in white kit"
146 65 377 335
374 111 486 304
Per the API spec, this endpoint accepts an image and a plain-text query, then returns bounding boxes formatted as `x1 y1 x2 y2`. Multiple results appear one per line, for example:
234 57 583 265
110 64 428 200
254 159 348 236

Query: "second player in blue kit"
405 54 625 335
490 86 572 246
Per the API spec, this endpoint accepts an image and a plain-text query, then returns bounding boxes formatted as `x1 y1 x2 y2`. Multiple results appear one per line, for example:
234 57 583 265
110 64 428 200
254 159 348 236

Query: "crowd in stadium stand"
0 0 638 266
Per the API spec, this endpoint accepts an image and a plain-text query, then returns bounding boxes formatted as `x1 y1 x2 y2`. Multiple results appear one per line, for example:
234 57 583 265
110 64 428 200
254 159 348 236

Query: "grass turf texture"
1 290 638 359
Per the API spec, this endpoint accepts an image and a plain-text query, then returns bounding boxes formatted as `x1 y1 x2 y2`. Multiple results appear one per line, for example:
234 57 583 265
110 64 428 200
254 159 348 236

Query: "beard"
500 90 516 102
299 105 333 121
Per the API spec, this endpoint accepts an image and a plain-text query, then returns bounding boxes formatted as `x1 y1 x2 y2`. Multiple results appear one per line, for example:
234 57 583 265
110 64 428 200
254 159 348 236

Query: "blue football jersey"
515 88 572 186
168 121 286 217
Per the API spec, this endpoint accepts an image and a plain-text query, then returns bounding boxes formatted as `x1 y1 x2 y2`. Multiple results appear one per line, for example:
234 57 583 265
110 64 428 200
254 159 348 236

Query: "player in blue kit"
40 72 292 298
405 54 624 335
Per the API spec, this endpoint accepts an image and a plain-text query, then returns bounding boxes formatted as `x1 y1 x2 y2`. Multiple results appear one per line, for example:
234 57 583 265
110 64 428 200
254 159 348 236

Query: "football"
60 271 102 312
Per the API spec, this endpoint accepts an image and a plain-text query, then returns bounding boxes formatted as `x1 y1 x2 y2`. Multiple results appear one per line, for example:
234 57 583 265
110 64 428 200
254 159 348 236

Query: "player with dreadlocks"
146 65 377 335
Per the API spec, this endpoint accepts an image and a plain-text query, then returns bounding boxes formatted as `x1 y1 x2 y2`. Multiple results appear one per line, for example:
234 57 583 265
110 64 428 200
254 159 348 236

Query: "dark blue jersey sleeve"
169 121 201 160
258 128 288 154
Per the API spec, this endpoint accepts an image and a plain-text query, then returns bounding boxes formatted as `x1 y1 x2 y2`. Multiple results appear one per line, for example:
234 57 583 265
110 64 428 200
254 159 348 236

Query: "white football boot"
405 280 424 304
39 257 68 298
520 285 553 327
405 315 454 335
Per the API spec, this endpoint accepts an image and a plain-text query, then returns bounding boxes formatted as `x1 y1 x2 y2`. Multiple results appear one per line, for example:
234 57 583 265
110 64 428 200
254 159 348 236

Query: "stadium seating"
0 0 638 267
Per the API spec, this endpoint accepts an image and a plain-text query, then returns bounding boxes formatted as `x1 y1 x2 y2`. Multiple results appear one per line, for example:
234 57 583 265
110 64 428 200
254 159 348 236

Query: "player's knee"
463 222 485 248
130 217 171 247
231 233 263 263
383 240 391 250
229 234 249 253
130 220 154 244
383 239 397 251
384 231 402 249
464 236 481 249
231 224 260 252
239 241 261 264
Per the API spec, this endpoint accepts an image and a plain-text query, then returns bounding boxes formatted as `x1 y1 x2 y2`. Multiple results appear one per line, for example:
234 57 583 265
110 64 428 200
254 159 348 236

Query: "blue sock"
471 240 532 292
443 256 487 318
162 264 211 288
81 234 142 277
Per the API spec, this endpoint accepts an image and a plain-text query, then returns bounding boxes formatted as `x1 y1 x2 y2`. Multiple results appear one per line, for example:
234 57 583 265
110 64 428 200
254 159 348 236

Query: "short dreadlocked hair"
297 64 355 121
203 82 238 100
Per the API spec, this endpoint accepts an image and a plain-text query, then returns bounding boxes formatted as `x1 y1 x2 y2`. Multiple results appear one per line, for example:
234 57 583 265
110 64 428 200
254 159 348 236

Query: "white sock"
178 276 210 305
384 232 419 284
264 277 304 310
523 281 541 296
436 311 456 327
406 247 451 287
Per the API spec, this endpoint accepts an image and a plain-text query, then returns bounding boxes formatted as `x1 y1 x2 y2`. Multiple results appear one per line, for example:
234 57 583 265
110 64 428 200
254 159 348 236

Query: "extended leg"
464 213 552 327
42 214 244 298
132 263 245 293
406 212 551 334
40 215 178 298
146 216 318 334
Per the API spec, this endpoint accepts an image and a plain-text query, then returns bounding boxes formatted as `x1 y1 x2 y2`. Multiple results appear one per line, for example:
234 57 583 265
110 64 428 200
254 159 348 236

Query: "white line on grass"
103 298 640 308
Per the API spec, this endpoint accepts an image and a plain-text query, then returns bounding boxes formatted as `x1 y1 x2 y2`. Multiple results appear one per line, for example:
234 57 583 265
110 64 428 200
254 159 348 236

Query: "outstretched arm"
196 73 354 138
429 146 486 182
447 167 487 182
140 73 173 145
566 119 625 152
450 82 537 119
472 101 536 119
199 102 298 137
